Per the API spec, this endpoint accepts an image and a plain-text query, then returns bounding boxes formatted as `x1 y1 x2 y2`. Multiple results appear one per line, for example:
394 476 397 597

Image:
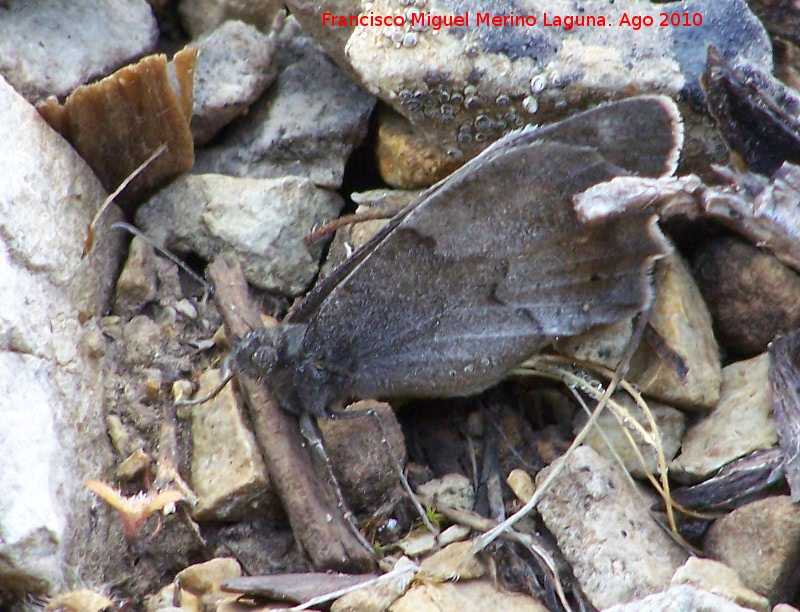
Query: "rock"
557 251 722 410
187 20 279 145
176 557 242 596
178 0 282 37
704 496 800 601
318 400 407 511
283 0 361 77
331 556 416 612
376 105 463 188
535 446 688 609
114 236 159 317
0 74 126 601
601 584 758 612
189 369 273 521
193 17 375 189
577 393 686 479
44 589 115 612
394 524 471 558
671 558 770 612
693 235 800 357
135 173 344 296
506 468 535 503
671 353 775 482
338 0 769 163
389 579 548 612
417 541 485 583
416 473 475 511
0 0 158 103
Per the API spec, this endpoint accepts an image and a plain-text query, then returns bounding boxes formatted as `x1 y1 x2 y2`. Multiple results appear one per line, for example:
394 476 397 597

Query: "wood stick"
207 256 374 571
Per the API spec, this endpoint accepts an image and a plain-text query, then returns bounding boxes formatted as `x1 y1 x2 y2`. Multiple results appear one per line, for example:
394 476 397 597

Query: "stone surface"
176 557 242 596
558 251 722 410
376 105 463 189
331 556 416 612
190 369 272 521
417 541 485 583
178 0 282 37
193 17 375 189
577 393 686 479
671 557 770 612
602 584 758 612
694 235 800 357
671 353 775 482
0 75 125 600
135 173 344 296
0 0 158 103
704 496 800 601
416 473 475 511
535 446 688 609
318 400 407 512
187 20 279 145
340 0 769 163
114 236 160 317
389 579 548 612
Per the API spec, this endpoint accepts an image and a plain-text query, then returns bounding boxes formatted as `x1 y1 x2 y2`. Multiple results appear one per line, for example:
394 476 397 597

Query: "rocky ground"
3 0 800 611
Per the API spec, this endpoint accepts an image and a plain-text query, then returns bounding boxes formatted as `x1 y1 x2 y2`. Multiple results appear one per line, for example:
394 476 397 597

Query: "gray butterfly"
232 96 682 418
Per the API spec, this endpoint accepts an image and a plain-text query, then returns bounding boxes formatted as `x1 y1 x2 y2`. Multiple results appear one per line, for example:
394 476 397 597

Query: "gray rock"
704 496 800 602
178 0 282 37
135 173 345 296
670 353 775 482
536 446 688 609
671 558 769 612
190 370 274 521
193 18 375 189
340 0 769 161
601 584 757 612
576 393 686 479
187 20 279 145
0 0 158 103
0 75 124 598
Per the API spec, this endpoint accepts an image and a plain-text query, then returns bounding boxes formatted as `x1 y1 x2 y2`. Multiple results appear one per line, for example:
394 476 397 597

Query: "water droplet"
464 364 475 373
480 356 491 367
449 369 457 377
413 90 425 99
530 74 547 94
475 114 493 130
475 132 487 142
496 94 510 106
423 106 437 118
406 99 422 111
464 85 477 97
403 32 418 47
438 91 450 103
399 90 412 101
450 92 464 105
447 147 465 160
496 119 507 130
464 96 483 110
391 30 404 44
457 131 473 144
440 103 454 115
522 95 539 114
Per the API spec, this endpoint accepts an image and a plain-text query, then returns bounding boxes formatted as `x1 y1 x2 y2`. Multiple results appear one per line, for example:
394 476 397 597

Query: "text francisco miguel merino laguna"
324 11 616 30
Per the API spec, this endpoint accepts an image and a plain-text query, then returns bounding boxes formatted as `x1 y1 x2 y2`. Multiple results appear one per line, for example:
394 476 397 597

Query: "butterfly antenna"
111 222 213 298
175 358 235 407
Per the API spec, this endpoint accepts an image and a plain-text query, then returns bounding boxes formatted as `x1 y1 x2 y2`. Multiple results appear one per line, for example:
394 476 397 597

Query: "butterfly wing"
290 96 681 401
